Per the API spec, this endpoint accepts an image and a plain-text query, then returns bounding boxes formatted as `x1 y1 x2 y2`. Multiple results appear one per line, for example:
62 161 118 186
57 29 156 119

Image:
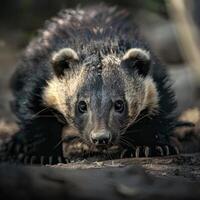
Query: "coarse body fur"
1 5 177 164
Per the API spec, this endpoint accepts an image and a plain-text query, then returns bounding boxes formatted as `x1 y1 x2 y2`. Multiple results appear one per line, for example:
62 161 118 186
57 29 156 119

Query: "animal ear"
122 48 151 77
51 48 79 76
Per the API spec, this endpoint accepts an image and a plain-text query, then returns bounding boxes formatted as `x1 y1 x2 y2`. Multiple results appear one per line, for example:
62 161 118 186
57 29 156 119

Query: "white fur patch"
122 48 150 61
119 63 159 122
52 48 79 64
143 77 159 115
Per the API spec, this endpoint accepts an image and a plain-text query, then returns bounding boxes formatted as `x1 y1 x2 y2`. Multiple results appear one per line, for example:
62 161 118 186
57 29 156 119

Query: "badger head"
43 47 159 151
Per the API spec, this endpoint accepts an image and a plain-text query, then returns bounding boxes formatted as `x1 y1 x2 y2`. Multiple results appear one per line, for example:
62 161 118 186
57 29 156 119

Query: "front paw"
62 139 92 162
119 144 179 158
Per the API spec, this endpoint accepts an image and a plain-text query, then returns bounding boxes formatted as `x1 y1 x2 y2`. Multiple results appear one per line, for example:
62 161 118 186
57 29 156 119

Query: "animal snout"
90 130 112 146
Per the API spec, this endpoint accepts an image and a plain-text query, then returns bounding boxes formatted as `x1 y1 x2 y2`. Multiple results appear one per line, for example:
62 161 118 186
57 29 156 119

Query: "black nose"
90 130 111 145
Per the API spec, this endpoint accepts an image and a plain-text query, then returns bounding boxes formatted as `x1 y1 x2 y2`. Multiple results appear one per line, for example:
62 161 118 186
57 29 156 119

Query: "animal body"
1 5 179 164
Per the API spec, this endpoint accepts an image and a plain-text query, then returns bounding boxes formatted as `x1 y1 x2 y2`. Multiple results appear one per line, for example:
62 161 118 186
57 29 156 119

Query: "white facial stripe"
42 67 87 118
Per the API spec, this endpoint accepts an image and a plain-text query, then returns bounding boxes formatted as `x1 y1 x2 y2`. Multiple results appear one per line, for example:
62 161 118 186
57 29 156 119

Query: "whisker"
105 150 112 160
120 138 133 146
50 138 65 156
31 107 50 119
32 115 56 118
120 135 135 142
119 137 134 148
52 112 67 124
122 128 142 134
120 140 131 148
133 113 151 125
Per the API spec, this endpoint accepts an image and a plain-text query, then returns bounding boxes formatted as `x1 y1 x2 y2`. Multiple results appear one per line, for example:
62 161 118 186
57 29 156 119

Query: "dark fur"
1 5 177 163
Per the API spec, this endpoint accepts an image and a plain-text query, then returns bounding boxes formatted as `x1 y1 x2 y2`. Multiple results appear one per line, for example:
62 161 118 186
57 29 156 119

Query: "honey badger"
1 5 179 164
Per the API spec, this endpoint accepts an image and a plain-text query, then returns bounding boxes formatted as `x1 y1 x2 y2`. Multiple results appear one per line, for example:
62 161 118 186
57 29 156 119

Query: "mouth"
93 143 120 152
89 135 121 153
103 145 121 154
87 144 122 161
62 137 121 160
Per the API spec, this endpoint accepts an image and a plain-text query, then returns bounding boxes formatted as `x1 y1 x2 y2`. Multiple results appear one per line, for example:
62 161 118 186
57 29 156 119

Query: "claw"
30 156 36 164
49 156 53 165
135 147 140 158
17 153 24 162
156 146 164 156
174 146 180 155
40 156 45 165
164 145 170 156
65 157 70 163
130 153 134 158
58 156 62 163
120 149 128 159
24 156 29 165
144 146 150 157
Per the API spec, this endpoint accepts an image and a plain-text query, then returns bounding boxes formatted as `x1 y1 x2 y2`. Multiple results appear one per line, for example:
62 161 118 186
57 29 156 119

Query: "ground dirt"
0 153 199 200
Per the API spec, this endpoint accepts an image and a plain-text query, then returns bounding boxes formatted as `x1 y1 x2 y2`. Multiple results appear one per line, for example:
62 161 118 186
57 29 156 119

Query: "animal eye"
114 100 124 113
78 101 87 113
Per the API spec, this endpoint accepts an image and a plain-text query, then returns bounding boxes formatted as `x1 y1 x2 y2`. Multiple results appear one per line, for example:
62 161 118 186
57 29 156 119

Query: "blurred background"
0 0 200 122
